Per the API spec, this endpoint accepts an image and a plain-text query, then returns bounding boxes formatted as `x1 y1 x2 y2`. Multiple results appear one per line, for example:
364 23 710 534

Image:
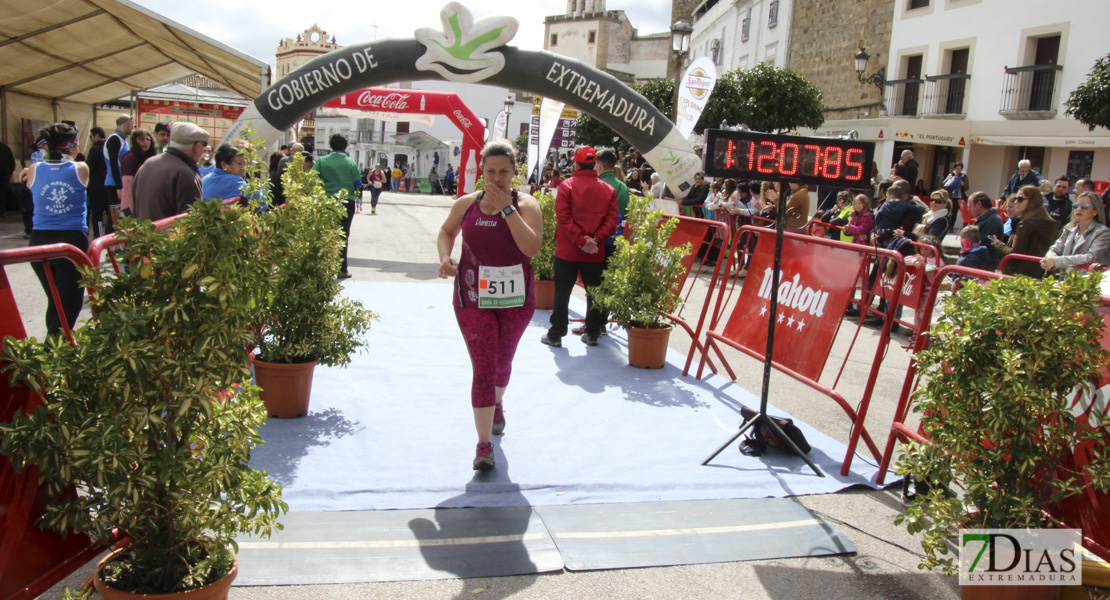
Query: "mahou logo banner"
676 57 717 139
722 235 863 381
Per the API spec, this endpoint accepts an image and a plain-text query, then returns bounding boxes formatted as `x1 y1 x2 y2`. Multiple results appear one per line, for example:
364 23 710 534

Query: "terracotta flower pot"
253 357 318 418
93 552 238 600
534 279 555 310
626 325 672 369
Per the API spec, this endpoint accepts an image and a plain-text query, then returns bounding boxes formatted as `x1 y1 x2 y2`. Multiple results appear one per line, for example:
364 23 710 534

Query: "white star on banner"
787 314 795 327
777 312 785 323
797 318 806 331
759 305 768 317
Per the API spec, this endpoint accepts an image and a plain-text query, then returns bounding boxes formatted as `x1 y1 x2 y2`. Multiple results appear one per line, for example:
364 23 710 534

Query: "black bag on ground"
738 406 812 456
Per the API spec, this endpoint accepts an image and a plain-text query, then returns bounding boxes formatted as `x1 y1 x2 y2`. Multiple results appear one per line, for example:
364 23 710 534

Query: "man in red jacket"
542 146 619 348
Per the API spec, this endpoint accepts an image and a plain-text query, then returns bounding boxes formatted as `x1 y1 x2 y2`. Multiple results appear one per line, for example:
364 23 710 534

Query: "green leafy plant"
1065 53 1110 131
532 190 558 280
0 200 287 594
895 271 1110 575
592 195 690 329
252 153 377 365
705 63 825 134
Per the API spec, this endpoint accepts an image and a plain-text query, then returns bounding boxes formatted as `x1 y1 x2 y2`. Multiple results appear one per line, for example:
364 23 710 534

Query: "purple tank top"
454 192 535 309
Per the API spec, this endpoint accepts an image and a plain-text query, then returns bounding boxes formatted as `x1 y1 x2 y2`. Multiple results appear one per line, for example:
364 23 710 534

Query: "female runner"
437 140 542 471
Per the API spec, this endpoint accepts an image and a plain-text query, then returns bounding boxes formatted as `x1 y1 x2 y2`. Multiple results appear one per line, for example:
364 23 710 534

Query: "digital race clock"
702 129 875 189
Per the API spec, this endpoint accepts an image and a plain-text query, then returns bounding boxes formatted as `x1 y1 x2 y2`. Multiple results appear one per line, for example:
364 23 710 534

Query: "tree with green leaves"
1065 53 1110 131
703 63 825 134
574 64 825 149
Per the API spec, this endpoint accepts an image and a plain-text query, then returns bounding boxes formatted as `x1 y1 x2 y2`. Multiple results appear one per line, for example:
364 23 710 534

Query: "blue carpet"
249 281 882 511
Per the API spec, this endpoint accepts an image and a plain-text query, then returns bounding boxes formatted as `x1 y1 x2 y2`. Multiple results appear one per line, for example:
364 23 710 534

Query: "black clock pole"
702 182 824 477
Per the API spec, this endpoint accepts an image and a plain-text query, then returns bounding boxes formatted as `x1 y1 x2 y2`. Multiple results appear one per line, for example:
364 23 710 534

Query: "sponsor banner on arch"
224 3 700 199
722 235 862 381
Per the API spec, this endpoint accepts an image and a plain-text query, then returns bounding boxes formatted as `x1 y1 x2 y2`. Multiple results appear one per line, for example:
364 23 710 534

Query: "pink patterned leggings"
454 305 534 408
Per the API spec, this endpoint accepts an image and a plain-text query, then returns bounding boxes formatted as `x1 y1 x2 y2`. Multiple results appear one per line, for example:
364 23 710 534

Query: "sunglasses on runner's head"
1075 203 1095 210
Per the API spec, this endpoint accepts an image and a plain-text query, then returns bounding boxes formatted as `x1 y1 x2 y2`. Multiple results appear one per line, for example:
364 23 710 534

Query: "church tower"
565 0 606 17
275 24 341 80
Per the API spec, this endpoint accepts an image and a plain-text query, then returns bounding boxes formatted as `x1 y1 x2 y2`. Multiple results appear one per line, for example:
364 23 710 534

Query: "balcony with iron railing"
882 78 924 117
999 64 1063 119
921 73 970 118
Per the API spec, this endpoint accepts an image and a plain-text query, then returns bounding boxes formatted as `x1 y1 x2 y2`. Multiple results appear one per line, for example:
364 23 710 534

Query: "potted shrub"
532 189 558 309
251 153 377 418
895 271 1110 599
592 195 690 368
0 200 287 598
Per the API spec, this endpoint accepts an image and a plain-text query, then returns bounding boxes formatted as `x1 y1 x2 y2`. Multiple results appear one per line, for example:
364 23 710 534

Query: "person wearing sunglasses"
1041 191 1110 273
993 185 1061 278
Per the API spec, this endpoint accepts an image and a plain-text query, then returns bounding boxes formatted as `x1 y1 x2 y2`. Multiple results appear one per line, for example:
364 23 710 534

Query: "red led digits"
804 145 822 176
705 130 873 186
845 148 864 181
823 147 842 178
757 141 777 173
779 143 799 176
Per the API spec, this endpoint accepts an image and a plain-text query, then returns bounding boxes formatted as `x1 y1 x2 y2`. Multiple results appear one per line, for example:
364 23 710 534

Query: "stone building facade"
788 0 894 120
544 1 671 84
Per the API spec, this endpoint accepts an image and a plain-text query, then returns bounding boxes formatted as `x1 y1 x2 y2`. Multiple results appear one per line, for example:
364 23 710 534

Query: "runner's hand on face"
484 182 513 212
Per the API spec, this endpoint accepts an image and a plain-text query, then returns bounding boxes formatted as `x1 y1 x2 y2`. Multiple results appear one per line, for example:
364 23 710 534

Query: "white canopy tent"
0 0 270 160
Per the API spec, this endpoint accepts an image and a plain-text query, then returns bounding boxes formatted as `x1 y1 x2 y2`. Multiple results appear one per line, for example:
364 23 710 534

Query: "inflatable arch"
225 2 700 198
322 88 486 195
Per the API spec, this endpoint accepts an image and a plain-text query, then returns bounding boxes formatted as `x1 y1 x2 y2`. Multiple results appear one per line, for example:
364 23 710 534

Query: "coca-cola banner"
322 88 486 195
721 234 864 381
223 2 699 198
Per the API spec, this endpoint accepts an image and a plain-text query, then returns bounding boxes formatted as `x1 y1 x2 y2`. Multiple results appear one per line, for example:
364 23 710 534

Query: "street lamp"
503 93 514 140
854 47 886 110
670 18 693 123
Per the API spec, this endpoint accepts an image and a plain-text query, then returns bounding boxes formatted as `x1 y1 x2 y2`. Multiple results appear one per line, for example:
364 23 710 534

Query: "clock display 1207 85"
702 129 876 189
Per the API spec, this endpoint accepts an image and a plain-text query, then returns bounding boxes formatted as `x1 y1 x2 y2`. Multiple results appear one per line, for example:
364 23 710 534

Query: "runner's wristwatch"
500 205 517 218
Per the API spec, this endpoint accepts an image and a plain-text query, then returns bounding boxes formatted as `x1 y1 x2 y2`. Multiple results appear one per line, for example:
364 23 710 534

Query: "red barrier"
0 245 104 600
696 227 910 473
660 215 730 376
865 239 945 339
997 252 1044 274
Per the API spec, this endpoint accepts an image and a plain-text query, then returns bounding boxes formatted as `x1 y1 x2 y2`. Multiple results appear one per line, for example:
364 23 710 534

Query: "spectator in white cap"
132 122 210 222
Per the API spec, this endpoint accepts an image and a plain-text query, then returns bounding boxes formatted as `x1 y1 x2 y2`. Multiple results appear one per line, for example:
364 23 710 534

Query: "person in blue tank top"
18 122 90 337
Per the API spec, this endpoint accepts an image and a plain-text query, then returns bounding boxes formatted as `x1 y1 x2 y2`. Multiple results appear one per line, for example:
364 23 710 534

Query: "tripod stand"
701 182 824 477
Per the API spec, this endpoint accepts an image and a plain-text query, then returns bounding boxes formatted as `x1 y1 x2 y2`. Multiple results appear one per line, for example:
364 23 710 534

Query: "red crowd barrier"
0 245 103 600
659 215 730 376
694 226 911 473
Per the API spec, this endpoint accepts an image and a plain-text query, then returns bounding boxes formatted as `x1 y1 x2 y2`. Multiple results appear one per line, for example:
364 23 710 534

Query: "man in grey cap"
132 122 210 222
